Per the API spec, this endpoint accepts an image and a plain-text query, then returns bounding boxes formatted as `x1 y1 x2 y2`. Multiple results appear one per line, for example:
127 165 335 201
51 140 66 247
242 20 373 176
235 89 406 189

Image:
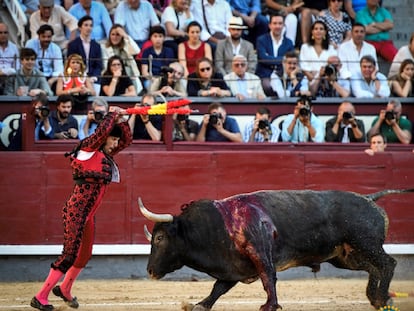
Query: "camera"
209 112 222 126
161 66 174 74
385 111 395 121
299 106 310 117
324 64 337 77
39 106 50 117
342 111 353 120
177 114 187 122
94 111 105 122
258 120 270 130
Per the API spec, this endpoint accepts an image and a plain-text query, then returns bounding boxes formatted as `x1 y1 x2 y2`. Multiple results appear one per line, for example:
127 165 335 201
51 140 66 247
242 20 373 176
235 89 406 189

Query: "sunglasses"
200 67 211 72
234 63 246 68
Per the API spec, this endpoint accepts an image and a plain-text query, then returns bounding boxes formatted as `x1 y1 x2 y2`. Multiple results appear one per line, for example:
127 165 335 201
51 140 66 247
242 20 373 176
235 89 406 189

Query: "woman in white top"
299 20 337 82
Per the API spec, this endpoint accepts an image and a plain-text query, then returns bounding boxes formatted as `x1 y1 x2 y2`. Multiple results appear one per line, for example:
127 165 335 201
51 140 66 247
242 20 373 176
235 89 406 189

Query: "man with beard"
44 94 79 139
214 16 257 76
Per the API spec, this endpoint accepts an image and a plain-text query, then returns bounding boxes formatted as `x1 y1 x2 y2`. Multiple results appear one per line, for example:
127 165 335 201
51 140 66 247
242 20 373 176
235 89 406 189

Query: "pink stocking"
59 266 82 299
35 268 64 304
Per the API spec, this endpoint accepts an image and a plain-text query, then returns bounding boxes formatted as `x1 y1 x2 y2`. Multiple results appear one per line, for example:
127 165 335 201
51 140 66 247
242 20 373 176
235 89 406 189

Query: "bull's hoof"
192 304 210 311
181 302 210 311
259 303 283 311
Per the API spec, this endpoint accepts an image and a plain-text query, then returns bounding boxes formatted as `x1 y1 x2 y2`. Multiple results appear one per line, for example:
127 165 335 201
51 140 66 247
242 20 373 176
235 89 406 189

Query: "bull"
139 189 414 311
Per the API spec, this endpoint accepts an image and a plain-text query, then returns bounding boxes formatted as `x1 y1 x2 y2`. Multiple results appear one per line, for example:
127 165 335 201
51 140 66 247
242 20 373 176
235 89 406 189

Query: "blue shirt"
228 0 261 15
201 116 241 142
243 120 280 142
281 113 325 143
78 117 98 140
25 39 64 78
141 46 175 76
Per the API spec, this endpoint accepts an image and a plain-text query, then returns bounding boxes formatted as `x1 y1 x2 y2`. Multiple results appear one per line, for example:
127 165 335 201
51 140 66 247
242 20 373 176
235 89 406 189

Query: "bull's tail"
365 188 414 201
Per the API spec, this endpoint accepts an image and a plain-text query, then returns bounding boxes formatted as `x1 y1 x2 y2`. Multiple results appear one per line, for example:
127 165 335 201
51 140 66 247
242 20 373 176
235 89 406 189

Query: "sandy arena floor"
1 278 413 311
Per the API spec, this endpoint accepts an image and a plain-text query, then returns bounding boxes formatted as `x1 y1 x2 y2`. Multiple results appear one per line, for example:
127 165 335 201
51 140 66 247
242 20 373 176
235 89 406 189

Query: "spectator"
190 0 232 47
309 55 351 97
367 99 412 145
355 0 397 62
30 0 78 51
161 0 193 55
100 55 137 96
351 54 390 98
264 0 303 44
325 101 365 143
270 50 310 98
187 57 231 97
67 15 103 87
141 26 175 89
227 0 268 46
101 24 143 95
243 106 280 143
338 22 378 77
69 0 112 42
224 54 266 100
281 96 325 143
178 21 212 77
128 93 163 141
297 0 328 44
364 132 387 156
317 0 352 49
78 97 109 139
55 53 96 97
33 93 54 141
255 13 295 96
196 102 242 142
344 0 367 20
5 48 53 96
214 16 257 76
388 32 414 78
172 104 199 141
114 0 160 49
25 24 64 90
389 59 414 98
150 0 171 19
0 23 19 95
47 94 79 139
299 20 337 82
149 62 187 97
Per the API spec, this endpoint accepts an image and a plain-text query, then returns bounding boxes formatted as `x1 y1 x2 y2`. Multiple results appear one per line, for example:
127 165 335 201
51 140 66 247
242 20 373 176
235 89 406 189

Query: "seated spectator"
100 56 137 96
114 0 160 48
30 0 78 51
299 20 337 82
128 93 163 141
5 48 53 96
67 15 103 88
325 101 365 143
196 102 242 142
364 132 387 156
309 55 351 97
388 32 414 78
255 13 295 96
101 24 143 95
172 104 199 141
149 62 187 97
338 22 378 77
187 57 231 97
317 0 352 49
56 54 96 98
25 24 64 90
297 0 328 44
0 23 19 95
389 59 414 97
214 16 257 76
355 0 397 62
281 96 325 143
351 55 390 98
162 0 193 56
178 21 212 77
78 97 109 139
141 26 175 89
367 99 412 145
243 106 280 143
46 94 79 139
224 54 266 100
270 51 310 98
264 0 303 44
68 0 112 42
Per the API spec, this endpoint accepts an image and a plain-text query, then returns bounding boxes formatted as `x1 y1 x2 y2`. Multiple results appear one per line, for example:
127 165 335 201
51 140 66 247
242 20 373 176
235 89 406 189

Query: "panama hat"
228 16 248 29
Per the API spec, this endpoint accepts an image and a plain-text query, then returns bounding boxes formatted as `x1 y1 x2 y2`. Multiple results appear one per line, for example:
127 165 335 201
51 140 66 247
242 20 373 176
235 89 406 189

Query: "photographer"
281 96 324 143
309 56 351 98
149 62 187 97
244 107 280 143
367 99 412 144
325 101 365 143
196 102 242 142
31 93 54 140
78 97 109 140
172 104 198 141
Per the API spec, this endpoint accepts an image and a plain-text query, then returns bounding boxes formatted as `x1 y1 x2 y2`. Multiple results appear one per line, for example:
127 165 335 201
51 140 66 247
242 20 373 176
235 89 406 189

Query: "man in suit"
67 15 103 84
255 13 294 96
214 16 257 76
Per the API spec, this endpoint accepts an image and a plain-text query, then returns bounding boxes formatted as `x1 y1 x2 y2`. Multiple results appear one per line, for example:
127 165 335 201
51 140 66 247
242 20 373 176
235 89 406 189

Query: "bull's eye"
155 234 163 244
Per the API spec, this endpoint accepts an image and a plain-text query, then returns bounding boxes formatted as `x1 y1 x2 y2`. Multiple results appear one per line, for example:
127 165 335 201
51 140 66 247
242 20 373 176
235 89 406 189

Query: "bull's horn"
138 197 174 222
144 225 152 242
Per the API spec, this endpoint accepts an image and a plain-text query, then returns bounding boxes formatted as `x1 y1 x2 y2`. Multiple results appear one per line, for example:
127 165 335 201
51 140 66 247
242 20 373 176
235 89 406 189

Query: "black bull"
139 189 414 311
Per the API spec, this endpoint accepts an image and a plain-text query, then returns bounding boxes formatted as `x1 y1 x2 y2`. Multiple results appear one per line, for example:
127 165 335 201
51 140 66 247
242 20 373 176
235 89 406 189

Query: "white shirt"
161 6 194 41
299 43 337 73
338 39 378 77
0 41 19 75
351 71 390 98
